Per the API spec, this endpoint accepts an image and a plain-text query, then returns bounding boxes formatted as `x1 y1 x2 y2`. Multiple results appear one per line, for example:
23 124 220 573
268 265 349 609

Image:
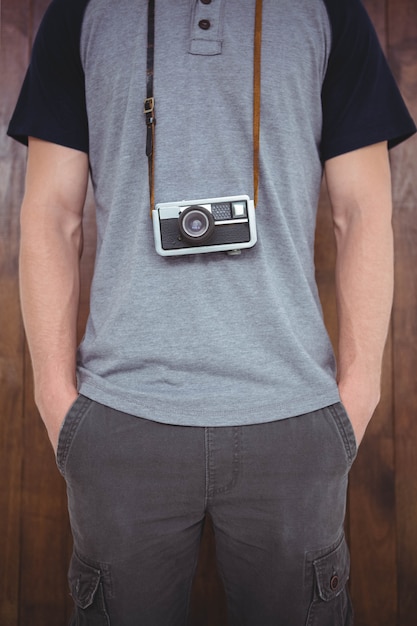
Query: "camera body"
152 195 257 257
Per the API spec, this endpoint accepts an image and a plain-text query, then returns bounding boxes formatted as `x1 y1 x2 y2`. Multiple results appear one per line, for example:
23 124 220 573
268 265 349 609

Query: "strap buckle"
144 97 155 122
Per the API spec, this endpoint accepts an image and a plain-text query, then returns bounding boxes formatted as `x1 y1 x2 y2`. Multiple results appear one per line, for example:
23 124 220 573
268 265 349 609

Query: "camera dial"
179 205 215 243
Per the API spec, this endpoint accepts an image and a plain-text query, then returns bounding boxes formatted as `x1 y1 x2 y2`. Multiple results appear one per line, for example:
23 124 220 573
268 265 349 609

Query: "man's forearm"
20 202 82 410
325 143 394 444
19 139 89 449
334 205 393 392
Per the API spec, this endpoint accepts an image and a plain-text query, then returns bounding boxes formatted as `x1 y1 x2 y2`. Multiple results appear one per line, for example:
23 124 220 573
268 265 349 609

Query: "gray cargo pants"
57 396 357 626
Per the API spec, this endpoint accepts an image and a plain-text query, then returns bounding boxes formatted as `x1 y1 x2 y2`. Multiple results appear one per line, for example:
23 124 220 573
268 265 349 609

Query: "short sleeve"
7 0 90 152
321 0 416 161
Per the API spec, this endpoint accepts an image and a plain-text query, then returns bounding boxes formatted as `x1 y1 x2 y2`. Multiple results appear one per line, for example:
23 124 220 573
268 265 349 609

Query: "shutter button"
198 19 211 30
330 575 339 591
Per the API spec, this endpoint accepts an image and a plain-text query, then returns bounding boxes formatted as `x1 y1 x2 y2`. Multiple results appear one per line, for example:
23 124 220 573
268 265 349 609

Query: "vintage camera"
152 195 257 256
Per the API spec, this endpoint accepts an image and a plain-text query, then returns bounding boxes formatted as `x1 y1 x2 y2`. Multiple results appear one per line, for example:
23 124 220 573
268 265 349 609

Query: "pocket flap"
313 535 350 602
68 552 101 609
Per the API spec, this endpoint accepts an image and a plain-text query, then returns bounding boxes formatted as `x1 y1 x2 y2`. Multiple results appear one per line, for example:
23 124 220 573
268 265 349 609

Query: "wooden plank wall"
1 1 416 625
389 1 417 623
0 3 27 623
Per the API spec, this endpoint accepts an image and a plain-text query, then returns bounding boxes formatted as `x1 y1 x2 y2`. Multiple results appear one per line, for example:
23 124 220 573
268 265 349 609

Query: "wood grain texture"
388 0 417 624
0 1 30 623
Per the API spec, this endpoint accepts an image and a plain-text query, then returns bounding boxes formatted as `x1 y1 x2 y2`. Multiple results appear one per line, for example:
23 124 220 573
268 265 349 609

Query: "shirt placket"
189 0 225 55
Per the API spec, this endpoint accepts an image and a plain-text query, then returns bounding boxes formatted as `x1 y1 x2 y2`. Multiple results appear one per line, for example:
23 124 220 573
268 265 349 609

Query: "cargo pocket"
305 534 353 626
68 552 111 625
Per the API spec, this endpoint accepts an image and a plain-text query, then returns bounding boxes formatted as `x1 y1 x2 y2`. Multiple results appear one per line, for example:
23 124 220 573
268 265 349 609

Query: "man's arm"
324 141 393 446
20 137 89 451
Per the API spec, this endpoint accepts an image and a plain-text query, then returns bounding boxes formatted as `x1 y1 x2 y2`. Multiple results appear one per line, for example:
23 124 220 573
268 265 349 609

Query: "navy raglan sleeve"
321 0 416 161
7 0 89 152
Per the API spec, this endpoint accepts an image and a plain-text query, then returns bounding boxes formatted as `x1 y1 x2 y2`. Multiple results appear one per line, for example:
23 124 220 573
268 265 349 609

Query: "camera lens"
179 206 215 243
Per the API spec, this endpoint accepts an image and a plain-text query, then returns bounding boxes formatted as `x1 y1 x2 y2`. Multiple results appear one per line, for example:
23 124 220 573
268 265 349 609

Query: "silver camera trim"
152 195 257 257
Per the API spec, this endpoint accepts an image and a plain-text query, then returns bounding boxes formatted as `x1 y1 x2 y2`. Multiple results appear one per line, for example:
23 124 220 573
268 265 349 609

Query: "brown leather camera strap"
144 0 156 216
145 0 263 215
253 0 262 208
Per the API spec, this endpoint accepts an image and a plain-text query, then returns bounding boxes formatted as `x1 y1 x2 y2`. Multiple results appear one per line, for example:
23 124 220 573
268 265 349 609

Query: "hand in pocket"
37 388 79 454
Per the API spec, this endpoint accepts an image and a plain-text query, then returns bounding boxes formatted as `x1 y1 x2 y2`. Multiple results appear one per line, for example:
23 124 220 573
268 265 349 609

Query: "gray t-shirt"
8 0 416 426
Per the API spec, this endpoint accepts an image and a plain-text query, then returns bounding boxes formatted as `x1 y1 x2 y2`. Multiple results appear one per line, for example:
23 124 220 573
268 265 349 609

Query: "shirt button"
200 0 212 4
198 19 211 30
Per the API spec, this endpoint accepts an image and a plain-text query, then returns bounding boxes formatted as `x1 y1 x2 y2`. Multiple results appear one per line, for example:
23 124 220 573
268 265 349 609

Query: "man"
8 0 416 624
